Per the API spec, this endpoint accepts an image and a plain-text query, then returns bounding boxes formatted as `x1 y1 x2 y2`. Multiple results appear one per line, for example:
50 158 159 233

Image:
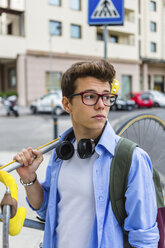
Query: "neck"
73 126 105 143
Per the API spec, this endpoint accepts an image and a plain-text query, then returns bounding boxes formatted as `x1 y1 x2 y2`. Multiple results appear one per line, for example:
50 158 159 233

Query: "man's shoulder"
128 146 153 181
59 127 74 141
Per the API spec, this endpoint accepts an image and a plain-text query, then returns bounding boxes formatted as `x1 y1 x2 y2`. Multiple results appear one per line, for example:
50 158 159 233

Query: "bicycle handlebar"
0 171 27 236
0 138 60 173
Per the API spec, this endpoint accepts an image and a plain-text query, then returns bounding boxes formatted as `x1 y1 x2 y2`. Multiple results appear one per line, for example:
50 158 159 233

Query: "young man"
14 59 159 248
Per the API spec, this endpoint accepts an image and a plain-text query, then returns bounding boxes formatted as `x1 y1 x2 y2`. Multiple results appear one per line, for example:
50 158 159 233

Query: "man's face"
63 76 111 138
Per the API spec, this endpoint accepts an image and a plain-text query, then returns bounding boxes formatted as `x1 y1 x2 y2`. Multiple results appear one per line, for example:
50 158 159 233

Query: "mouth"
92 114 105 120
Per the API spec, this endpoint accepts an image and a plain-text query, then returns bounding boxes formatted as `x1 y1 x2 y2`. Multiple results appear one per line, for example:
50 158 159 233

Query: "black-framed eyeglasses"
67 91 118 107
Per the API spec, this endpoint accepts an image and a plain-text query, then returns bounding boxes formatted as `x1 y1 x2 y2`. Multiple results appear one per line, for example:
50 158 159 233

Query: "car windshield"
140 94 150 100
40 92 62 100
153 91 165 97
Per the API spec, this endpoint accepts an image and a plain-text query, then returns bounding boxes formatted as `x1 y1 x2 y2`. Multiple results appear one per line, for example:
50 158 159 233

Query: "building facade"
0 0 165 106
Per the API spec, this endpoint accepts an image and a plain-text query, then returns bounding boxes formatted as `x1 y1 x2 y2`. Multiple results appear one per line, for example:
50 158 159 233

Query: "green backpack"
110 137 164 248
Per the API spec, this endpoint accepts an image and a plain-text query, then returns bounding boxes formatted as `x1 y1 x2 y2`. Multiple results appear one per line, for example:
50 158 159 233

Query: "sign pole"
104 24 108 59
88 0 124 59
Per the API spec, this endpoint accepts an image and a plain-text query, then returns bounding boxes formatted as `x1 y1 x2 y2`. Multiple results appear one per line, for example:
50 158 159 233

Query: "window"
138 40 141 58
110 35 118 43
138 18 141 35
49 20 62 36
148 75 151 89
8 68 16 88
7 23 13 35
138 0 141 14
70 24 81 39
121 75 132 98
150 42 157 52
49 0 61 6
97 32 104 41
150 21 157 32
154 75 164 92
140 74 143 91
150 1 156 11
70 0 81 10
45 71 62 91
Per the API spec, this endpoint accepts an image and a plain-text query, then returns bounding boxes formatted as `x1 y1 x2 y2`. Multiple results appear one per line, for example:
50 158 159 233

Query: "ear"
62 96 71 114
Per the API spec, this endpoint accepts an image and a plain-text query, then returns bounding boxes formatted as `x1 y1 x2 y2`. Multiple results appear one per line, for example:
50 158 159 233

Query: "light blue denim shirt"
30 121 159 248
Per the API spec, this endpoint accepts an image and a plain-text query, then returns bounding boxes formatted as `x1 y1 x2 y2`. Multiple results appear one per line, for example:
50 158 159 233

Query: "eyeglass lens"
82 92 116 106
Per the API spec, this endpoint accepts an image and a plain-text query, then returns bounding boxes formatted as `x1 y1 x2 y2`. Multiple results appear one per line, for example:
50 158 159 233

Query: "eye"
84 93 96 99
103 95 111 101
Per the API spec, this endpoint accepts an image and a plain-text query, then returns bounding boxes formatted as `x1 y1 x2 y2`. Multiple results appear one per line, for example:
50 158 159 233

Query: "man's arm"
22 176 44 210
13 147 44 209
125 147 159 247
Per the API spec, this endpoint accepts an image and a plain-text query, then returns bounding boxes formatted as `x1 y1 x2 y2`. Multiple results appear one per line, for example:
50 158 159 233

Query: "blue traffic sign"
88 0 124 26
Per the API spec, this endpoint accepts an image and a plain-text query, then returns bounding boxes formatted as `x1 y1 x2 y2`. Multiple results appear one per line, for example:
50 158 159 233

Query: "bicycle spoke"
147 124 162 154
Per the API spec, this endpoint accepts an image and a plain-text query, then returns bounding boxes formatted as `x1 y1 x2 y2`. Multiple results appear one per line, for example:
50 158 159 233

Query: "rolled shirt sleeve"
124 147 159 247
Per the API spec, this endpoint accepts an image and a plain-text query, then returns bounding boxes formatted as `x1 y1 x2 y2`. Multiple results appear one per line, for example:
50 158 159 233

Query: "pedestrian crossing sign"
88 0 124 26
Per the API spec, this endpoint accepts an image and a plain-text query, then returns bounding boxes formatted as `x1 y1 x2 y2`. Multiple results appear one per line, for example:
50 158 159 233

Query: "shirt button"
98 195 104 201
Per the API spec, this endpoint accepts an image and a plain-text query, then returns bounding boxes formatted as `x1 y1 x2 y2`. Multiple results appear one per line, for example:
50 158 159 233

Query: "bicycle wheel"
116 114 165 190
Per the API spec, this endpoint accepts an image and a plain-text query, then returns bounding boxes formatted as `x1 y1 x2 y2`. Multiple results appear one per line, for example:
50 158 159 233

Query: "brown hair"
61 59 116 97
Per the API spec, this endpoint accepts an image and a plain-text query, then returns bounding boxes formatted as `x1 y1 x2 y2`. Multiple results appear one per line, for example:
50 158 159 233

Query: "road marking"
91 0 120 19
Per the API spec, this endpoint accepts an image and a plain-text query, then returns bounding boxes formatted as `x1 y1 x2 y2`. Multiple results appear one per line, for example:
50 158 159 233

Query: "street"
0 107 165 248
0 107 165 153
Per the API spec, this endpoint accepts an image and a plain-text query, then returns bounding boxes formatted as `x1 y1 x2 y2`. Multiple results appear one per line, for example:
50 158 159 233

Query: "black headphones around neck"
56 131 100 160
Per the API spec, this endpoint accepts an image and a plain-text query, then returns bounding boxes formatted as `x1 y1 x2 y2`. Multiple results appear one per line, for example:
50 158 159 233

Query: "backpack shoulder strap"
109 137 137 226
153 168 164 208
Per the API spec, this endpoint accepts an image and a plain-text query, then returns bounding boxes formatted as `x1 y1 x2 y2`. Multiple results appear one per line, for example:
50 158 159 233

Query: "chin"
90 121 105 130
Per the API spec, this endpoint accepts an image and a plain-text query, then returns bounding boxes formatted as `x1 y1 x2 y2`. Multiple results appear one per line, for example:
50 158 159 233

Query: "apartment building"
0 0 165 106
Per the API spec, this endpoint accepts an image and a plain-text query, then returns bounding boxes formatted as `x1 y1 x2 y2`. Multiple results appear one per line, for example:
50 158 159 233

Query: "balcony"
110 20 137 35
94 40 138 60
0 0 25 37
125 0 137 11
0 0 25 11
0 35 26 58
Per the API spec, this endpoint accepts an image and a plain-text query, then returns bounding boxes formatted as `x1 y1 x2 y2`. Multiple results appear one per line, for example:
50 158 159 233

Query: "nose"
94 96 105 109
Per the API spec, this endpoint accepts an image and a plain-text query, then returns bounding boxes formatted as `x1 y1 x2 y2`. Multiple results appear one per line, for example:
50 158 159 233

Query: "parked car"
145 90 165 107
127 92 154 108
30 91 65 115
110 95 136 111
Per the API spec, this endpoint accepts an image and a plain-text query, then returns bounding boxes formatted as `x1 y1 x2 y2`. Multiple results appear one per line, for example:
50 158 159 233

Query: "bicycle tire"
116 114 165 189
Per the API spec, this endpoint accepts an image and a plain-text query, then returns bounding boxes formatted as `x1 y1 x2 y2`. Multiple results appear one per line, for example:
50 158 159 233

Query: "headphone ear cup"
77 139 94 159
56 141 74 160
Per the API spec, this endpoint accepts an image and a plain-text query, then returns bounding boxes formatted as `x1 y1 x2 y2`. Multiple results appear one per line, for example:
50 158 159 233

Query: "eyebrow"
84 89 110 93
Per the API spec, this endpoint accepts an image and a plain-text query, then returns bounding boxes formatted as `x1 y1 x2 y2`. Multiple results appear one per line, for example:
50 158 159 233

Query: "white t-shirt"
56 141 98 248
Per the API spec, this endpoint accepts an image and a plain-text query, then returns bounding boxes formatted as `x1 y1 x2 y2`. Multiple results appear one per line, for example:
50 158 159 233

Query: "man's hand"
13 147 43 183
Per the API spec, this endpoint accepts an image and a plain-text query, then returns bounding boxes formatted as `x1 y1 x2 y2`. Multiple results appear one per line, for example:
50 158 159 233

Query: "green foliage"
0 91 18 98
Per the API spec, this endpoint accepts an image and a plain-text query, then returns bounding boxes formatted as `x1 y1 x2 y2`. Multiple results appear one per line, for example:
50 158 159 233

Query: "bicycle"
116 113 165 193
